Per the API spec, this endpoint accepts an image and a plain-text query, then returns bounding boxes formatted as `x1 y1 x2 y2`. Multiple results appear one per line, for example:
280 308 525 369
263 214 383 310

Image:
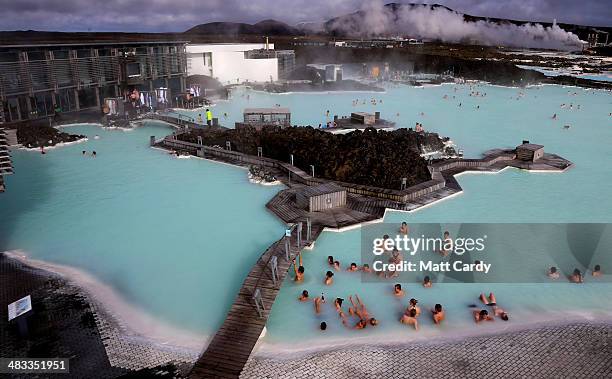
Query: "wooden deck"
190 224 323 378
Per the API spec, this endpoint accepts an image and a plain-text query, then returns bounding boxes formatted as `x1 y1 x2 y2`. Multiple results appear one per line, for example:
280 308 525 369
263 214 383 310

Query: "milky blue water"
2 83 612 348
0 122 284 337
516 64 612 83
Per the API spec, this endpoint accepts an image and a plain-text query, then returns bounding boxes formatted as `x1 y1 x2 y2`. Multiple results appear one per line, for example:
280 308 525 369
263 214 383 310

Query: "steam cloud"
327 3 585 50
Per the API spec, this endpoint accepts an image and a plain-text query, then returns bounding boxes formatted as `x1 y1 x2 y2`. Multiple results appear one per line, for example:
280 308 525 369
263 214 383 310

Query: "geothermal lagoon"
1 83 612 352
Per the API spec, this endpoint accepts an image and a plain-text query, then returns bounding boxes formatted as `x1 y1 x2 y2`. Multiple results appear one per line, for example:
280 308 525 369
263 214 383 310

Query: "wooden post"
297 222 302 247
307 218 312 241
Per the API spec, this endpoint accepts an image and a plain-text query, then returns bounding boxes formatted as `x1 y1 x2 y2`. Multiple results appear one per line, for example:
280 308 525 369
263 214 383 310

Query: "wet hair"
383 234 389 239
550 266 557 273
395 284 402 290
334 260 340 266
401 222 407 226
594 265 601 272
369 318 378 326
350 262 357 268
409 308 417 317
444 231 450 237
358 319 367 328
480 309 489 317
573 268 581 276
335 298 344 307
435 304 442 312
363 264 370 268
298 266 305 274
501 313 509 321
327 256 334 264
320 321 327 330
475 260 481 265
326 271 334 278
424 276 431 283
409 298 418 306
302 290 309 297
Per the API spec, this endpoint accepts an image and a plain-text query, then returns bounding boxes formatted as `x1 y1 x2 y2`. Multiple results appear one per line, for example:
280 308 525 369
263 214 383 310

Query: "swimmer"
362 263 372 273
439 231 453 256
423 275 432 288
406 298 421 317
400 308 419 330
552 113 557 120
431 304 445 324
327 256 334 266
399 221 409 235
394 283 404 297
324 271 334 285
348 295 378 327
314 296 323 314
474 309 494 323
480 292 509 321
569 268 583 283
292 254 304 282
92 151 97 157
333 260 341 271
298 290 309 301
320 321 327 331
547 266 560 279
347 263 359 272
334 297 344 312
82 150 86 155
592 265 602 277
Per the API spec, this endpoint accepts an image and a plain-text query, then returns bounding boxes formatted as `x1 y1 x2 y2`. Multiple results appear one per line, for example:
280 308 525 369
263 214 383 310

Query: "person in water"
548 266 560 279
474 309 494 323
362 263 372 273
298 290 309 301
431 304 445 325
569 268 583 283
333 261 341 271
439 231 453 256
394 284 404 297
82 150 86 155
327 256 334 266
292 254 304 282
347 263 359 272
320 321 327 331
479 292 509 321
399 222 409 235
406 298 421 317
348 295 378 327
92 151 97 157
400 308 419 330
324 271 334 285
314 296 323 314
423 275 432 288
592 265 602 277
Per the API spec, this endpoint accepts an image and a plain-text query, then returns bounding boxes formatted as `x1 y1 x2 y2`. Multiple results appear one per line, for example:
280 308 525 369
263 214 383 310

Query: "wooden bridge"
190 221 323 378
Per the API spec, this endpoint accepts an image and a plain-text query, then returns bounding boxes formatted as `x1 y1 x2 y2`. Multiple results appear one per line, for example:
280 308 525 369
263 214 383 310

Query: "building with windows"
186 43 295 84
0 128 13 192
0 41 188 124
235 107 291 130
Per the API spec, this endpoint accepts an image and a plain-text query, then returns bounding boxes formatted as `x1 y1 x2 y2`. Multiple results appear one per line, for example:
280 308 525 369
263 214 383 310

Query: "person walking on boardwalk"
205 108 213 126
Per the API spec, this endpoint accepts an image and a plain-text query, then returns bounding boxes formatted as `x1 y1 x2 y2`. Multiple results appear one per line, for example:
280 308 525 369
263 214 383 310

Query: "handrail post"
270 256 278 287
306 217 312 241
284 235 290 261
252 289 264 318
297 222 302 247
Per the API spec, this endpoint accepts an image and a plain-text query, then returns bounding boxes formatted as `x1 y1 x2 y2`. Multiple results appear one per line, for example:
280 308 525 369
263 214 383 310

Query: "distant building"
296 183 347 212
516 142 544 162
187 43 295 84
0 129 13 192
235 107 291 130
0 40 187 125
325 65 337 82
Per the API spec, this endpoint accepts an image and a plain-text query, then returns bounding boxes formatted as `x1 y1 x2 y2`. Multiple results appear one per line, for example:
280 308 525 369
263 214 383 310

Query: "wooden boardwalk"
190 223 323 378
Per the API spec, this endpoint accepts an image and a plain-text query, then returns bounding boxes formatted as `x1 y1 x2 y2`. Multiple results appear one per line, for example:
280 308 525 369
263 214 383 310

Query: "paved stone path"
241 323 612 378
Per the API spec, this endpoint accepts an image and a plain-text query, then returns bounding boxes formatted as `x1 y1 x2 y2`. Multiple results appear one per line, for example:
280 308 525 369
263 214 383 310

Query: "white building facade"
186 43 279 85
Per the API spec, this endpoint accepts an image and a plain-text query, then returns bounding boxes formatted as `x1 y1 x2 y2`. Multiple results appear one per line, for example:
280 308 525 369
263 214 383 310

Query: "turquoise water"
0 122 284 337
517 65 612 83
2 83 612 348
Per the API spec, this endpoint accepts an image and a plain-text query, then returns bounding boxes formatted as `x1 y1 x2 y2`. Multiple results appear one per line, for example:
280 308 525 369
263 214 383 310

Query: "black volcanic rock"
179 126 439 189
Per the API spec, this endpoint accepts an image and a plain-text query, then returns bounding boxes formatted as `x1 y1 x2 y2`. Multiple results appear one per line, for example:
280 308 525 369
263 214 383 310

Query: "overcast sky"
0 0 610 32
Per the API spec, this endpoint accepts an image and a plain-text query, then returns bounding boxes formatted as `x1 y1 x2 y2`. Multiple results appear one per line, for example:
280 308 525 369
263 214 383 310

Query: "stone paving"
240 323 612 379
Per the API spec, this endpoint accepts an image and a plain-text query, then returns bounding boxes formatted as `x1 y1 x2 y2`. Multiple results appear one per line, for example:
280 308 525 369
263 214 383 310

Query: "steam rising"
327 3 585 50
